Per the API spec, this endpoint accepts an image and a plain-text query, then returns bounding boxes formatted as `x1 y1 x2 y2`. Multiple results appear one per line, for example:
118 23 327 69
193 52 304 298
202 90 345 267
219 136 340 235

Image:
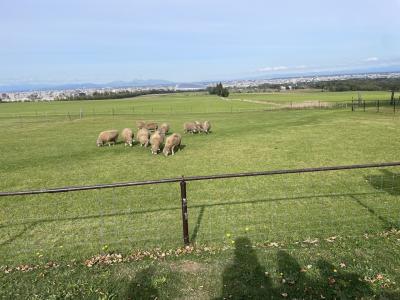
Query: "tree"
208 82 229 97
221 88 229 97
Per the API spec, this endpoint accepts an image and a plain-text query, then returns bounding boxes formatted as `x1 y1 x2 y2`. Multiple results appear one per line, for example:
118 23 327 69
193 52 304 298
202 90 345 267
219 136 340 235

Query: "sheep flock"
96 120 211 157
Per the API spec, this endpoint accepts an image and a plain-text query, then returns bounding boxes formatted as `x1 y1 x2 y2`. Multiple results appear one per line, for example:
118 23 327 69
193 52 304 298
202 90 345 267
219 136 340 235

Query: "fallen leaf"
303 238 319 245
376 274 384 280
328 277 336 285
326 236 337 242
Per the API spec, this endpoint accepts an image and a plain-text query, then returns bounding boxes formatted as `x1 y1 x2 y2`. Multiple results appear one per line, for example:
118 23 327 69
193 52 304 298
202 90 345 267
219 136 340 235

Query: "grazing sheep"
136 120 146 129
121 128 134 147
183 122 198 134
195 121 203 132
146 122 158 131
202 121 211 134
137 128 150 147
96 130 119 147
163 133 182 156
150 130 164 154
159 122 170 134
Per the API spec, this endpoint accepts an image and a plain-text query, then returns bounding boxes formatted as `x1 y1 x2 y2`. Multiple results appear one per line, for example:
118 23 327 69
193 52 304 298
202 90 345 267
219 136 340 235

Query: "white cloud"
257 65 310 73
258 66 288 72
365 57 379 62
294 65 308 69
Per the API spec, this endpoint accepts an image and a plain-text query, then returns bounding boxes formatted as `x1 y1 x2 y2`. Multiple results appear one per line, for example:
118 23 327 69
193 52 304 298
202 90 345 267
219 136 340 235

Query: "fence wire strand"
0 165 399 266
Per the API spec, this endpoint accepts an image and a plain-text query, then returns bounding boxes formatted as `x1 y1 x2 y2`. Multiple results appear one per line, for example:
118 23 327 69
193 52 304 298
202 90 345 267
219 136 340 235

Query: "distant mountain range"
1 64 400 93
0 79 175 93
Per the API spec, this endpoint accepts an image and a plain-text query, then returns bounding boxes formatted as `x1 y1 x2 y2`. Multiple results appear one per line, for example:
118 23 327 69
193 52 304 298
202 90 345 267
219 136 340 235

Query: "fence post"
180 177 190 246
394 99 396 114
351 100 354 112
377 100 380 112
363 100 365 112
80 108 83 119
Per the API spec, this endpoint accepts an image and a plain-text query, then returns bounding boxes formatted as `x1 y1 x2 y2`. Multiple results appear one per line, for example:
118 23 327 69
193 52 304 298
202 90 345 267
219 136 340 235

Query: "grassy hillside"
1 92 400 298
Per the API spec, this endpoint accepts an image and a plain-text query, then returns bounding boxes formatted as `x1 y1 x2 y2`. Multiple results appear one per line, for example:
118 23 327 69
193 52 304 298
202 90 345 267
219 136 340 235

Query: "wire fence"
1 162 400 266
1 98 400 121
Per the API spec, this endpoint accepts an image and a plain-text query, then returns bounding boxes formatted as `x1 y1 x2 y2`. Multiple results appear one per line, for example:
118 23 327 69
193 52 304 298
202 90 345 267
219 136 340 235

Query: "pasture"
1 91 400 298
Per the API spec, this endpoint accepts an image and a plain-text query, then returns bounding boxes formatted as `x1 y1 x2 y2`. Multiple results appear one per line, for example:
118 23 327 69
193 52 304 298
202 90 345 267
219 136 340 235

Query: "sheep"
145 122 158 132
96 130 119 147
195 121 203 132
183 122 199 134
159 122 170 134
121 128 134 147
136 120 146 129
163 133 182 156
137 128 150 147
150 130 164 154
202 121 211 134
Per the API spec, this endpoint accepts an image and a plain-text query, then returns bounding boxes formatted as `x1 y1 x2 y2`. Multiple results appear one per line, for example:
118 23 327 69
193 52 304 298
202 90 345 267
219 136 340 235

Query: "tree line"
254 78 400 92
62 89 184 101
308 78 400 92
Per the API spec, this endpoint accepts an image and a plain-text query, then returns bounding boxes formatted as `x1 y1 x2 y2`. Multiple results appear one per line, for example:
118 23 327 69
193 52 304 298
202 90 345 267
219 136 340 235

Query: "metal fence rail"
1 161 400 247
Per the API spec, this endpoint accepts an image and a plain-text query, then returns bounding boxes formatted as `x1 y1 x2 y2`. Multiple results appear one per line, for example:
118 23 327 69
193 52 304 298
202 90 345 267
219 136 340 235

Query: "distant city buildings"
1 72 400 102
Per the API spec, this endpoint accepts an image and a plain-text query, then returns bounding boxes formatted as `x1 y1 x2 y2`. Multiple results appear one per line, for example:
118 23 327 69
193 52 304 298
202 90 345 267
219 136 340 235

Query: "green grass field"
1 92 400 298
230 90 399 102
228 90 400 109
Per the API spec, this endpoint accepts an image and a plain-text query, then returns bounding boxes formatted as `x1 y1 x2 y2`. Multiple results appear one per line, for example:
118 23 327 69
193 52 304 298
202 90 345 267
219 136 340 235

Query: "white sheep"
96 130 119 147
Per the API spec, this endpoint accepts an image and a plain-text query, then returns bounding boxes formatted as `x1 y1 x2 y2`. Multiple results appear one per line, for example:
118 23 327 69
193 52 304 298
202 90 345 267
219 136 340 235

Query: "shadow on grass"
350 195 399 230
190 206 205 242
0 190 383 230
0 222 37 246
218 237 377 299
365 169 400 196
220 237 273 298
125 266 159 299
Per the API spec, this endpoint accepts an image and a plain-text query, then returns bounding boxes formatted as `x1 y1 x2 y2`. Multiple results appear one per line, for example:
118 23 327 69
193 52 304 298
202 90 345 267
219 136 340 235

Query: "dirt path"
224 97 332 108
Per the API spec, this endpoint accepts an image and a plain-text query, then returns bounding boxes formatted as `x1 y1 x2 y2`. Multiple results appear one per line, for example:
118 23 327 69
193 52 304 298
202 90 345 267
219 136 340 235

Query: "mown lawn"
1 93 400 298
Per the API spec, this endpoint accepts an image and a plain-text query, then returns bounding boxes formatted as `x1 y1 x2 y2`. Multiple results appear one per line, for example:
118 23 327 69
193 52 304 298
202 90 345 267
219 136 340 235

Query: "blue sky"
1 0 400 84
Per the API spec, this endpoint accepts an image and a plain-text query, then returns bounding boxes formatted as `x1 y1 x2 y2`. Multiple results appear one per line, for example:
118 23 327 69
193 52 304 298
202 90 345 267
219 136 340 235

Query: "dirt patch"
282 100 331 109
170 260 205 274
228 98 282 106
227 98 333 109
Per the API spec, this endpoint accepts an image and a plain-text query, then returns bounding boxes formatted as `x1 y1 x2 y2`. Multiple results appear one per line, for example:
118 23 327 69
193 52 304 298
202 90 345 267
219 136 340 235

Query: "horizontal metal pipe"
1 161 399 197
